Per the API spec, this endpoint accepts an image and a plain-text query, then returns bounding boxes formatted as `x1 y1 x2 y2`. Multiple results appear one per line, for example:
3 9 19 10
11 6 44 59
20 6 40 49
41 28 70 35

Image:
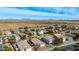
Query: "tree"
9 36 16 43
24 26 29 32
53 36 63 45
24 26 28 29
34 44 40 51
20 34 26 40
52 47 61 51
3 38 9 43
3 45 12 51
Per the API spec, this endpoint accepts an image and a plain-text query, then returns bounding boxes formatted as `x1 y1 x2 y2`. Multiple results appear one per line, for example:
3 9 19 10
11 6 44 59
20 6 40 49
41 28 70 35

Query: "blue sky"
0 7 79 20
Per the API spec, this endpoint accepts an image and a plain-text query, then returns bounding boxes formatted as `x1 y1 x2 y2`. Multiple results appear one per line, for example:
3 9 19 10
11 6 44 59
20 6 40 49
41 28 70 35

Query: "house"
43 29 48 34
54 33 64 39
16 40 33 51
30 38 45 47
74 27 79 30
2 30 13 35
54 33 74 43
66 34 76 37
18 27 25 33
42 35 54 45
3 34 21 42
3 36 10 39
27 30 36 36
13 34 21 42
37 30 44 36
62 36 74 43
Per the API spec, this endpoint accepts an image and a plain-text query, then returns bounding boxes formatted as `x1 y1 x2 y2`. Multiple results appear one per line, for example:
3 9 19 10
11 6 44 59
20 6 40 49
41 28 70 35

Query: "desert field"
0 21 79 30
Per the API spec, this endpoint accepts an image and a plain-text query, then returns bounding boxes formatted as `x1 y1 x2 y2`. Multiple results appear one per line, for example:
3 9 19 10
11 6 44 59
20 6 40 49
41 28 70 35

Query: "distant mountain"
0 19 79 22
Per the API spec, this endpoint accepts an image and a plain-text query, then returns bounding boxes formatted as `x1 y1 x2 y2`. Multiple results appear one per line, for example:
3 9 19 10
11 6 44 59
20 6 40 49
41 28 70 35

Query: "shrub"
3 45 12 51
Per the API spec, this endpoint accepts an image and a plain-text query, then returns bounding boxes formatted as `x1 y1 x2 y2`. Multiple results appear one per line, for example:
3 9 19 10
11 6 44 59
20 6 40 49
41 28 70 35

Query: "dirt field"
0 21 79 30
0 21 63 30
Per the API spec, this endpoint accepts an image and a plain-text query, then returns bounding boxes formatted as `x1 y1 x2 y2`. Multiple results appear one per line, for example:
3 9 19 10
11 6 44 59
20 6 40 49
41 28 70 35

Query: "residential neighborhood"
0 22 79 51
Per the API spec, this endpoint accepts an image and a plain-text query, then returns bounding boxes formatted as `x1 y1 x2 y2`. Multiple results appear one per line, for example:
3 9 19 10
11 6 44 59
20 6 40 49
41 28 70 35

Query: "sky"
0 7 79 20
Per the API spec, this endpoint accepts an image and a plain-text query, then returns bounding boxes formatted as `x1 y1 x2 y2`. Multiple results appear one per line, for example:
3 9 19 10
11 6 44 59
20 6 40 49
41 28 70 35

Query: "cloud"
0 7 79 20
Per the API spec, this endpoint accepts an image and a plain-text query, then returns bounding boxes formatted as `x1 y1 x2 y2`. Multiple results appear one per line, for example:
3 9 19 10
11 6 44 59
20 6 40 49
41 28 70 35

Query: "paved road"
48 40 79 51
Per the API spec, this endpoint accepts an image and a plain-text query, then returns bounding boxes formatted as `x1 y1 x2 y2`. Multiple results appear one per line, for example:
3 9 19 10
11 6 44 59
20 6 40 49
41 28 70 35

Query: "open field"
0 20 79 30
